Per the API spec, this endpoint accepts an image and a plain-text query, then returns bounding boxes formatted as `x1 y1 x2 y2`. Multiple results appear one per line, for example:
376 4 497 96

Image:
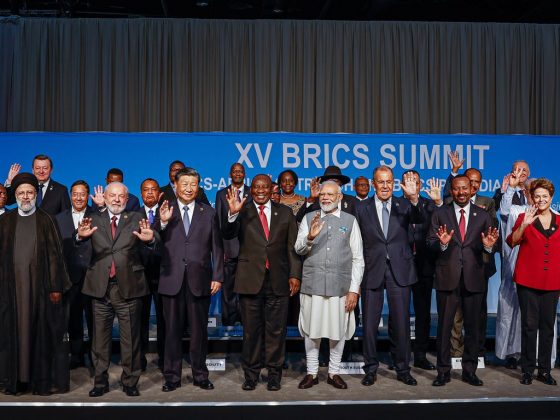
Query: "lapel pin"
344 202 348 209
395 202 399 207
473 212 477 216
124 215 128 219
200 207 204 211
274 212 278 216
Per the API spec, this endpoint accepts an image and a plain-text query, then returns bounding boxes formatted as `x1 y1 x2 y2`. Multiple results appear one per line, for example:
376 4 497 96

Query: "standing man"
0 184 7 216
215 163 251 326
92 168 141 213
493 160 530 210
78 182 157 397
357 166 422 386
223 174 302 391
0 173 71 395
160 160 210 205
156 167 223 392
428 175 499 387
55 180 94 370
138 178 165 371
295 181 364 389
354 176 371 201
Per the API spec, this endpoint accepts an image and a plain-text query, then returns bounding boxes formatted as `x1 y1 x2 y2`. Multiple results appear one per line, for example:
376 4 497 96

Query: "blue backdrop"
2 132 559 315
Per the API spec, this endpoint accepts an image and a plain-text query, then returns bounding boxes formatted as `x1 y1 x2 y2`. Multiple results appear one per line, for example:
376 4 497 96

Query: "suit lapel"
445 204 462 246
114 212 131 242
98 212 111 241
186 202 203 240
386 196 400 240
248 202 268 242
366 198 384 238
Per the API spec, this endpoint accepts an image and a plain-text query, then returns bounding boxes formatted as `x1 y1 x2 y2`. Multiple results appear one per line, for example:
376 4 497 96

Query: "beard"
17 197 37 213
320 201 338 213
107 203 126 215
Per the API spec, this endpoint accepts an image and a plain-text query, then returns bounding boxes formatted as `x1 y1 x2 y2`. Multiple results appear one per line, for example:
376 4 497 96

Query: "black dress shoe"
432 373 451 386
298 374 319 389
505 357 518 370
89 385 110 397
520 373 533 385
123 385 140 396
327 375 347 389
32 389 52 396
461 372 483 386
193 379 214 390
267 378 281 391
387 362 396 371
536 372 557 386
361 372 377 386
242 379 257 391
397 373 418 386
141 357 147 372
414 358 436 370
162 381 181 392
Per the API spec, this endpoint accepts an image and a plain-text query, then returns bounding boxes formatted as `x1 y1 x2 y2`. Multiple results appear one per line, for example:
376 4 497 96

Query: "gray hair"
105 181 128 196
320 180 342 194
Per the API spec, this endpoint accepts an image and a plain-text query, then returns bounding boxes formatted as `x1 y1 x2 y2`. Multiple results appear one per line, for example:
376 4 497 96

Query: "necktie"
148 209 154 225
382 201 389 238
109 216 117 278
518 190 526 206
37 183 44 206
258 205 270 269
459 209 466 242
183 206 190 236
236 189 242 203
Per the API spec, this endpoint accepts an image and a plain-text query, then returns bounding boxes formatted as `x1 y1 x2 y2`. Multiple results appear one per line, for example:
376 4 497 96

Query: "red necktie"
258 205 270 269
459 209 466 242
109 216 117 278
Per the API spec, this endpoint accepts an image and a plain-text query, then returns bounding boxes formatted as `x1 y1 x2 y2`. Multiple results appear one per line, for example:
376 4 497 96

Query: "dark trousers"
221 258 240 326
162 280 210 383
239 273 289 382
411 274 434 358
362 262 411 375
66 281 93 361
435 279 483 375
91 283 142 388
141 280 165 365
517 284 559 374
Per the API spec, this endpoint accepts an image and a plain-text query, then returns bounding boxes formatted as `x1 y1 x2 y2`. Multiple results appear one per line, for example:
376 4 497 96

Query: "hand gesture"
307 211 324 241
210 281 222 296
345 292 359 313
308 177 320 201
501 174 510 193
521 205 538 227
481 227 500 248
225 185 247 215
132 218 154 242
159 200 174 223
6 163 21 184
401 172 418 201
425 177 442 204
508 166 524 189
77 217 98 239
90 185 105 207
289 278 301 297
448 150 464 173
436 224 454 246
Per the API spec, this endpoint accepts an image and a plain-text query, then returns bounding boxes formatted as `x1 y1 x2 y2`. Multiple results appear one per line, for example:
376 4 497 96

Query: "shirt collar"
178 200 195 213
18 206 36 216
144 204 158 213
72 207 86 215
253 200 271 211
453 201 471 214
374 194 391 207
107 209 121 221
321 207 341 218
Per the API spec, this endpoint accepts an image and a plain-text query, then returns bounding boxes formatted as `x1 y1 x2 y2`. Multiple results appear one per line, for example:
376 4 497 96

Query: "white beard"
320 201 338 213
16 198 36 213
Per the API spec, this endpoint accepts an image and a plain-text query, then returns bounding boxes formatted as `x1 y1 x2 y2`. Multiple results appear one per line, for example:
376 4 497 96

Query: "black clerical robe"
0 208 72 394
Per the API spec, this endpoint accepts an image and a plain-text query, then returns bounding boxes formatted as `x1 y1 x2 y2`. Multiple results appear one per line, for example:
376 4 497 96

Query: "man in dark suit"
223 174 302 391
91 168 141 213
354 176 370 201
138 178 165 371
357 166 422 386
427 175 499 387
0 184 7 216
215 163 251 326
156 167 223 392
160 160 210 206
492 160 530 210
78 182 157 397
55 180 94 370
5 155 71 215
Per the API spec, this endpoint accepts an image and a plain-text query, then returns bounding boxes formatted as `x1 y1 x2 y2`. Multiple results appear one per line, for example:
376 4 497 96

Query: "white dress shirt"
71 207 86 229
374 195 392 228
228 200 271 228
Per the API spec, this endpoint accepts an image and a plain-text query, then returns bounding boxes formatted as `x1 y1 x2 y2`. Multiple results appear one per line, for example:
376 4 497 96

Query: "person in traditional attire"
295 181 364 389
0 172 71 395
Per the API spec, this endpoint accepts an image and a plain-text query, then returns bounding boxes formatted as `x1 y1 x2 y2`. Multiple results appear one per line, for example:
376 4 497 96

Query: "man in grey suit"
78 182 157 397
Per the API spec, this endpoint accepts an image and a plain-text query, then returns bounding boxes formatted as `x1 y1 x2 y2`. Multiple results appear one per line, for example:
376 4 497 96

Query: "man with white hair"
295 181 364 389
78 182 158 397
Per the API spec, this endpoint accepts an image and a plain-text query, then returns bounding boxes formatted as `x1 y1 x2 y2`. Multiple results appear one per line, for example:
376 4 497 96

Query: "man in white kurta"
295 181 364 389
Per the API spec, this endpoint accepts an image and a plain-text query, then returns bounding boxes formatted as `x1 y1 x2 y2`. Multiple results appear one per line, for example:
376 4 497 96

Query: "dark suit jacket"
138 206 162 286
81 210 155 299
55 207 93 284
356 195 423 289
215 185 251 259
160 183 210 206
155 200 223 297
8 179 71 216
296 192 357 223
223 201 302 296
91 192 141 213
407 195 438 278
427 203 493 293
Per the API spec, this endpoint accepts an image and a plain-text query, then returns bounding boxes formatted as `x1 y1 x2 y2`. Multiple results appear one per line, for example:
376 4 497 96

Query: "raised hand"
508 166 524 189
159 200 174 223
6 163 21 184
436 224 454 246
132 218 155 242
448 150 464 173
307 211 325 241
77 217 98 239
425 177 442 205
225 185 247 215
501 174 510 193
90 185 105 207
308 177 320 201
521 205 538 227
481 226 500 248
401 172 419 202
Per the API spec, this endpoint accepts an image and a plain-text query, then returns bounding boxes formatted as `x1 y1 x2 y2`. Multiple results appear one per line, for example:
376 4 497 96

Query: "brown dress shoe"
327 375 347 389
298 375 319 389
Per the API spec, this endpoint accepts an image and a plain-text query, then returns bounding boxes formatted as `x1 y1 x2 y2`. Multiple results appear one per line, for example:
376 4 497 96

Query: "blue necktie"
518 191 526 206
183 206 190 235
148 209 154 225
382 201 389 238
37 184 44 207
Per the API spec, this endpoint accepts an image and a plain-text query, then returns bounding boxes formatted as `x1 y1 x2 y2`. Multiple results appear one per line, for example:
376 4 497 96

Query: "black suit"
215 185 251 325
160 183 210 206
8 179 71 215
356 195 422 376
223 201 302 382
427 203 493 375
